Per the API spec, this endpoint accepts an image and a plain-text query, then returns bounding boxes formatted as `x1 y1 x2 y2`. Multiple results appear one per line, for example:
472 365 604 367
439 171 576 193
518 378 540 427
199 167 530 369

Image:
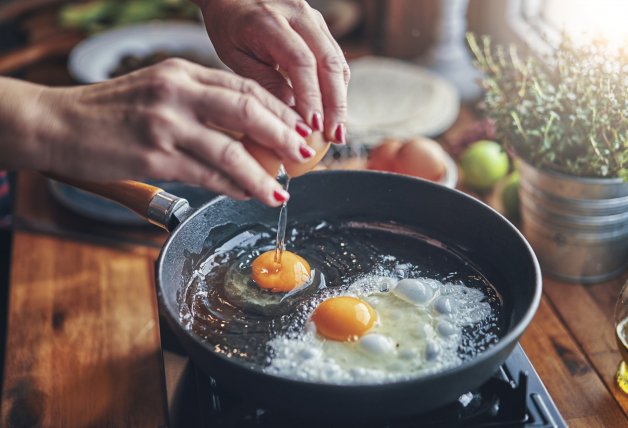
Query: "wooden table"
1 4 628 427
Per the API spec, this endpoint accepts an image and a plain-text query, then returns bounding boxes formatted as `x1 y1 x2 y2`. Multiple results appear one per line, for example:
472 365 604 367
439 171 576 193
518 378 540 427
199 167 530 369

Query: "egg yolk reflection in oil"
251 250 311 293
311 296 377 341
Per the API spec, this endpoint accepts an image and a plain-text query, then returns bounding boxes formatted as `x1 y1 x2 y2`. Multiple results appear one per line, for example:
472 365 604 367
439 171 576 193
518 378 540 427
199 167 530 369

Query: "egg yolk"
311 296 377 341
251 250 311 293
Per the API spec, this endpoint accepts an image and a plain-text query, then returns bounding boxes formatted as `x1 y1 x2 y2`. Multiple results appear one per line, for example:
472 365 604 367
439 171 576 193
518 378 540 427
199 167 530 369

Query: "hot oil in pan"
179 220 505 378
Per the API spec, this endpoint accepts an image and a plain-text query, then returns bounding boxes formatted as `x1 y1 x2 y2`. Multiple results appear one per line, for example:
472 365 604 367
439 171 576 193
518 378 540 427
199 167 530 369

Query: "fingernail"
295 121 312 138
299 145 315 159
334 123 346 144
273 189 290 203
311 112 323 132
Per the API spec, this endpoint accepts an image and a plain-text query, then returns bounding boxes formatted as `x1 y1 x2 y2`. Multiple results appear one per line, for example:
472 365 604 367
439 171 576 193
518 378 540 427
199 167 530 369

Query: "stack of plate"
346 57 460 147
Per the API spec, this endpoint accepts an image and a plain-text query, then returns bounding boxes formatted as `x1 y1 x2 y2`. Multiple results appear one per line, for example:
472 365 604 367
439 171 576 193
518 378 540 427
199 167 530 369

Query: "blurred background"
2 0 625 80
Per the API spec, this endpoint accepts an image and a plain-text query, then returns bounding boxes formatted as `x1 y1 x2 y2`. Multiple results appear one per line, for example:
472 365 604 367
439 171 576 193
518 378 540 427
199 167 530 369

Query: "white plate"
68 21 227 83
347 57 460 145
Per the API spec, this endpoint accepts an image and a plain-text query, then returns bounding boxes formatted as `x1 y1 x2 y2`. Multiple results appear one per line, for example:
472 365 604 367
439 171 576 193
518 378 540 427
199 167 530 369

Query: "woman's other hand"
4 60 315 206
196 0 350 144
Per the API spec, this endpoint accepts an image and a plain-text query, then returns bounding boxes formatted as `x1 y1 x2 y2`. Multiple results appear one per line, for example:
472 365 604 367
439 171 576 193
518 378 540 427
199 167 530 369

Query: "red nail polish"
311 112 323 131
273 190 289 203
334 123 346 144
299 145 314 159
295 121 312 138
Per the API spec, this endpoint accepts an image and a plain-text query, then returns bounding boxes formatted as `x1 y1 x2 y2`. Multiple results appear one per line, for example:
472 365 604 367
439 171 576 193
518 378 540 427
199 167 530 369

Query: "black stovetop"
163 337 566 428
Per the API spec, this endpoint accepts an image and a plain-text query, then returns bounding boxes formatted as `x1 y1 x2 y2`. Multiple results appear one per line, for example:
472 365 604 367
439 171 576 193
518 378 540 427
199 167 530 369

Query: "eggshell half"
244 132 330 178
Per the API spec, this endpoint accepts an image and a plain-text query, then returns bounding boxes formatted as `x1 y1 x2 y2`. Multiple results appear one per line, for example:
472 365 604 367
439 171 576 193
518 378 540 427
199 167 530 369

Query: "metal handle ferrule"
147 191 191 231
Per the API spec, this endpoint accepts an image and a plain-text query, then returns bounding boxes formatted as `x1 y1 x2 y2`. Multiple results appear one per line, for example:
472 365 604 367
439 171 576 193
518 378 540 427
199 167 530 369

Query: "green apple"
501 171 520 222
460 140 509 192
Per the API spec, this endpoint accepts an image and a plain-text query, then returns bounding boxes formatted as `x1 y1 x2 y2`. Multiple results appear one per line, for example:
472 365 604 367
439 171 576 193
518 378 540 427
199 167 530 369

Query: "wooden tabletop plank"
521 296 628 427
1 232 165 428
542 275 628 415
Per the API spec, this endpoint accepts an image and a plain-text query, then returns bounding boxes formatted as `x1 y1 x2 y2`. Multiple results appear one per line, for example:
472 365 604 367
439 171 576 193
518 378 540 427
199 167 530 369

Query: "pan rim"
156 170 542 390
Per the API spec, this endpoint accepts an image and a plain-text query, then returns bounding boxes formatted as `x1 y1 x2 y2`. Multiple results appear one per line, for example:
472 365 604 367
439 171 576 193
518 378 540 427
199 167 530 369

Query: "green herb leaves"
468 34 627 179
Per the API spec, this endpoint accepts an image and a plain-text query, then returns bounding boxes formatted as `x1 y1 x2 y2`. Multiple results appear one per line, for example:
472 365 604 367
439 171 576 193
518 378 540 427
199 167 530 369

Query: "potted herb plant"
467 34 628 283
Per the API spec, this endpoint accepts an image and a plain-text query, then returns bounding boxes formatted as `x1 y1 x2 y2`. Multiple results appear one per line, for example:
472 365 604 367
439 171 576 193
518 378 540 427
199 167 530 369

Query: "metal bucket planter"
518 161 628 283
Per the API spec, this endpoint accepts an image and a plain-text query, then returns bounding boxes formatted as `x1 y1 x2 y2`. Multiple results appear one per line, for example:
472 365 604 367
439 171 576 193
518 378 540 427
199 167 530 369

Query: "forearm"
0 77 51 171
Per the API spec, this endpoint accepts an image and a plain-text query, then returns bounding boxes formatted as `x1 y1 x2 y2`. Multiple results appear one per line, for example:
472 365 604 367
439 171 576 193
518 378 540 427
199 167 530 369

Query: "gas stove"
162 328 566 428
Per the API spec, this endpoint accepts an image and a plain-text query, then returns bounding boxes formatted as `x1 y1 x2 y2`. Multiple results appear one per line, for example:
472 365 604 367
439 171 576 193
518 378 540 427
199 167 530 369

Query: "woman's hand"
196 0 350 144
2 59 316 206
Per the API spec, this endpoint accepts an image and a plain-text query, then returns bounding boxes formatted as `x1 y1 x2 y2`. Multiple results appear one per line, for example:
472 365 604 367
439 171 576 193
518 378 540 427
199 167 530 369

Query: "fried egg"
251 250 311 292
264 275 493 384
223 249 319 316
311 296 377 341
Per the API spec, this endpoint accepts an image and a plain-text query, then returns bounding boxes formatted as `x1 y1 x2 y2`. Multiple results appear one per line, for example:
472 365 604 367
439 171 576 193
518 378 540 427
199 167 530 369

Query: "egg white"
222 255 320 316
264 275 493 384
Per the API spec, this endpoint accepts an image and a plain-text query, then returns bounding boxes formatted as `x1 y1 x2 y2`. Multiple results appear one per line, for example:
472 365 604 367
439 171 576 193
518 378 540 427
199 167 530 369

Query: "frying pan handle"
45 174 191 231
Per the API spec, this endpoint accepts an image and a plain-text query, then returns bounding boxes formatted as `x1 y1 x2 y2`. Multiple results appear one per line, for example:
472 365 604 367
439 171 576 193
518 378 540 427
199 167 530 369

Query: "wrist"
30 86 75 174
0 77 76 173
0 78 48 170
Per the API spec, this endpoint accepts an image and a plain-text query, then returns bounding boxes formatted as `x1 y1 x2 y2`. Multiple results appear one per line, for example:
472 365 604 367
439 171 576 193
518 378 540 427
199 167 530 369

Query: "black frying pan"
55 171 541 420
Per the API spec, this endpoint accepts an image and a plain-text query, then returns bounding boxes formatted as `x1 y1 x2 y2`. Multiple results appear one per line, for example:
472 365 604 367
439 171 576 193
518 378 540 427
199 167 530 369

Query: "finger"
189 83 316 163
182 62 300 125
171 152 250 201
317 16 351 86
255 15 324 133
178 126 289 207
226 51 296 106
290 8 349 144
139 135 250 200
